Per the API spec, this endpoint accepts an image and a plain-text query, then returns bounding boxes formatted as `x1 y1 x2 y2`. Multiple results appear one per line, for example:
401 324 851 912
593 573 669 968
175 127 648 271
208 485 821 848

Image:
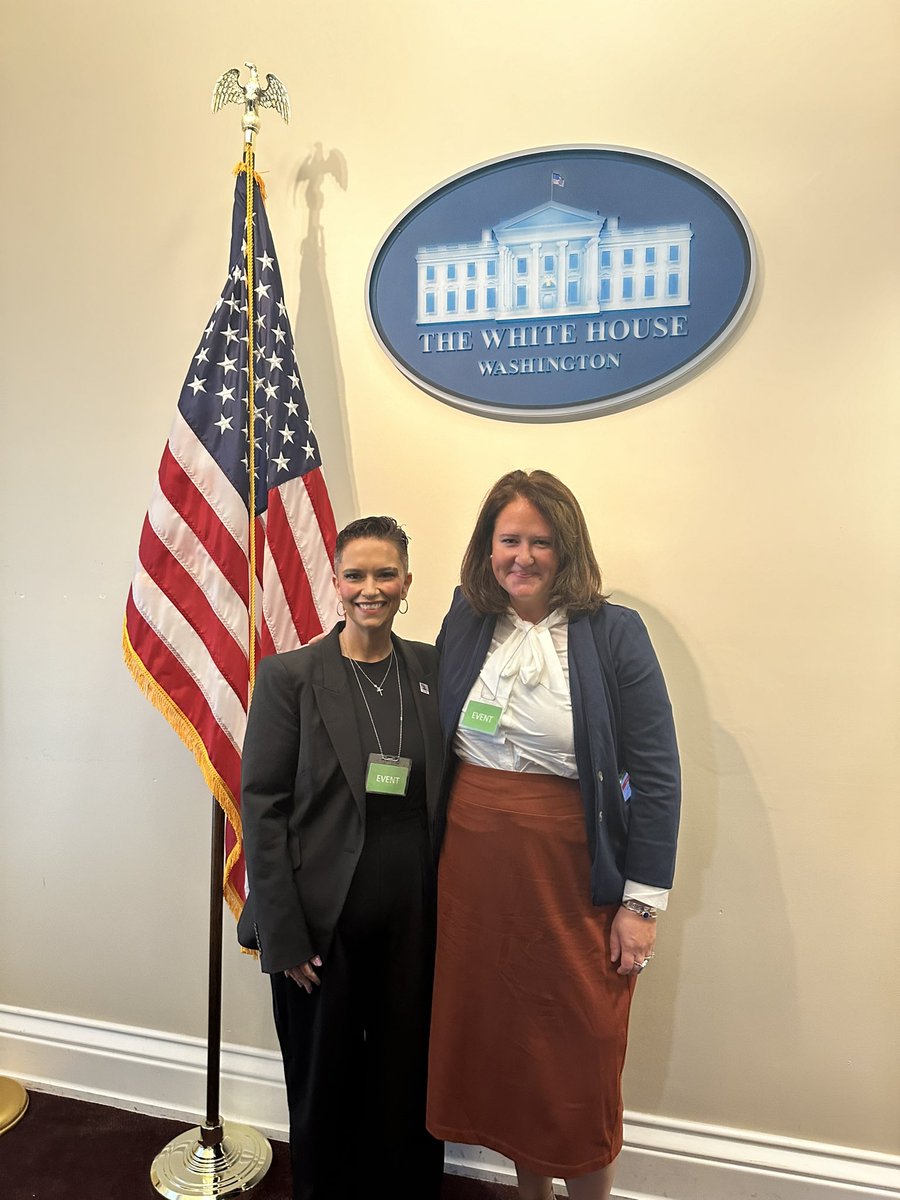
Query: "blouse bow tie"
480 609 567 694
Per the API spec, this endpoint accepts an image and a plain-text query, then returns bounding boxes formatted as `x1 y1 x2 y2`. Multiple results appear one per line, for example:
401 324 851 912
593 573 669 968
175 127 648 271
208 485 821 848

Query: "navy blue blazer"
435 589 680 905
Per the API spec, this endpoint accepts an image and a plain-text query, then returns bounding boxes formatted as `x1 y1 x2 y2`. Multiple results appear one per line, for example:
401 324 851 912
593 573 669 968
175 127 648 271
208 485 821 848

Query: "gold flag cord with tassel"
243 144 258 701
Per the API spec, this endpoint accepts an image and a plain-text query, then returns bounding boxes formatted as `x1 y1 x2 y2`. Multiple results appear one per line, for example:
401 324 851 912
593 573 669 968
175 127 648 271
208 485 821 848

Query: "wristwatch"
621 898 657 920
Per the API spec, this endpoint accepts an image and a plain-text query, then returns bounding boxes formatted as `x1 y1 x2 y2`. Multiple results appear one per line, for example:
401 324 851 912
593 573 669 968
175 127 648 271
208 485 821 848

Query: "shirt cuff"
623 881 670 911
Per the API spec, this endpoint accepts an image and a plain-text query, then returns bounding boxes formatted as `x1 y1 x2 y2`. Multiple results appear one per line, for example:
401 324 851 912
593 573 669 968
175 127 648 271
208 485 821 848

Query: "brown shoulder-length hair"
460 470 605 616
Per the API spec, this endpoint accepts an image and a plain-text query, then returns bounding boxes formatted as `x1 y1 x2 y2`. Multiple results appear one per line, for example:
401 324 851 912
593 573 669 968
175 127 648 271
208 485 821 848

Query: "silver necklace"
347 652 404 760
350 648 395 696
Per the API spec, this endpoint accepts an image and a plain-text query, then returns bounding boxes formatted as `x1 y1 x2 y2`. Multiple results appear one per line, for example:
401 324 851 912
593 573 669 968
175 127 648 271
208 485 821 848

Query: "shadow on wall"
291 143 358 527
615 593 801 1121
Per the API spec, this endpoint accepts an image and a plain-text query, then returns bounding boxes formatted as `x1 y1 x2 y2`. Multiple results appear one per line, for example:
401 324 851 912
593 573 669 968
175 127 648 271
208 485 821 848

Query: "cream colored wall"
2 0 897 1156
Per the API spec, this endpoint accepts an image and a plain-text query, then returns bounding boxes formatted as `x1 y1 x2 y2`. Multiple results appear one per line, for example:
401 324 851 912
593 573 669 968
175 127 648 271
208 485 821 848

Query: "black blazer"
237 625 441 974
435 589 680 904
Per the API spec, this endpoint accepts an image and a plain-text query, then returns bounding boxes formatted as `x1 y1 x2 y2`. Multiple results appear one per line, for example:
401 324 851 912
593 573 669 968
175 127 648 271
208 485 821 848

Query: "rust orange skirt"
426 762 635 1178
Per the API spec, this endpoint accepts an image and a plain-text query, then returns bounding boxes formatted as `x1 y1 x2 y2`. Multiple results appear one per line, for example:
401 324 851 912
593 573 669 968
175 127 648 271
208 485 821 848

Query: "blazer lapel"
313 626 367 819
396 638 442 827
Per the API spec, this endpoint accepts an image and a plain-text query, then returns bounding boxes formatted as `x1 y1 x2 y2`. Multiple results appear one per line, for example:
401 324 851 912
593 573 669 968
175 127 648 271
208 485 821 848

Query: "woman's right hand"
284 955 322 993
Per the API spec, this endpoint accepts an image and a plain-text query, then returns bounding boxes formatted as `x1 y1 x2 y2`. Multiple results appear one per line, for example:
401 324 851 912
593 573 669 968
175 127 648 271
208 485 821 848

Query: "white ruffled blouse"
454 608 576 777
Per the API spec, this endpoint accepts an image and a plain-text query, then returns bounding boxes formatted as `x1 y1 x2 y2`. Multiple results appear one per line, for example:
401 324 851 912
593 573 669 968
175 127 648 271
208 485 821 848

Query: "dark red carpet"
0 1089 513 1199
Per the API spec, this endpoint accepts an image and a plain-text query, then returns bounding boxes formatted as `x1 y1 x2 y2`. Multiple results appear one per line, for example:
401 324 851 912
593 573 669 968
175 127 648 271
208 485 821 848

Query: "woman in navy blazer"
239 516 444 1200
427 471 680 1200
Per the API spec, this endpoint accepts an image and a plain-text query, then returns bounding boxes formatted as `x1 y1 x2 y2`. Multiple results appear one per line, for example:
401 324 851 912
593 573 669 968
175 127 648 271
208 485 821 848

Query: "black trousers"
271 800 444 1200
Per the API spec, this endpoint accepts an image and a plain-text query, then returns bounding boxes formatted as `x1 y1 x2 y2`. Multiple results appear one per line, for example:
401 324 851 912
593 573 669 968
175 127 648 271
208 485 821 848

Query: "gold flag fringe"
123 157 267 958
122 619 249 932
233 161 267 202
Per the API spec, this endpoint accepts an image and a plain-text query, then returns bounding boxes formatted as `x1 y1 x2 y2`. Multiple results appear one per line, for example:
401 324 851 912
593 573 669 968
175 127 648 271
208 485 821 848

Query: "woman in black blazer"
238 516 444 1200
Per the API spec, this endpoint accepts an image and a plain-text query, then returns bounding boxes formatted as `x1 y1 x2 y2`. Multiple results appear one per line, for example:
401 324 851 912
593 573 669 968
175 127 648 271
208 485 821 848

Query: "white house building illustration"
416 201 692 325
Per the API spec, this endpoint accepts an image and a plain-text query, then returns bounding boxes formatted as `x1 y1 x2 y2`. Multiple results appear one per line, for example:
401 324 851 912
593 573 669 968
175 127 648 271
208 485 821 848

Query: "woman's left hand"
610 907 656 977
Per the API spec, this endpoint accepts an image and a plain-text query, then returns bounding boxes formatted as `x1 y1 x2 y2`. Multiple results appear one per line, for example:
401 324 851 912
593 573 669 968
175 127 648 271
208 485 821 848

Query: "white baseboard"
445 1122 900 1199
1 1005 898 1199
0 1003 290 1138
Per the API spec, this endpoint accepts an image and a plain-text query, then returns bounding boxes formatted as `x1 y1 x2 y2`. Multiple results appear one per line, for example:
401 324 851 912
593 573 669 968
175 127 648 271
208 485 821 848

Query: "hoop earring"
399 598 409 615
336 601 346 617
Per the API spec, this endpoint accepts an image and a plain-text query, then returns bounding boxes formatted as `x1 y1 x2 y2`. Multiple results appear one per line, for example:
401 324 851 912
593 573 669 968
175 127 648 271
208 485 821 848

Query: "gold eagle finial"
212 62 291 144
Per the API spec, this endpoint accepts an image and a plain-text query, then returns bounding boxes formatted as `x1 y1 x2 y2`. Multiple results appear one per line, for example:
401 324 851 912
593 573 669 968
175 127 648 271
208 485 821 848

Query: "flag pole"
149 63 289 1200
150 798 271 1199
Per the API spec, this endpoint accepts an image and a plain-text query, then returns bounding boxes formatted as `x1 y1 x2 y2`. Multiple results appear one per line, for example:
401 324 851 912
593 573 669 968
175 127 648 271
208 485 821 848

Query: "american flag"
551 172 566 188
124 171 337 918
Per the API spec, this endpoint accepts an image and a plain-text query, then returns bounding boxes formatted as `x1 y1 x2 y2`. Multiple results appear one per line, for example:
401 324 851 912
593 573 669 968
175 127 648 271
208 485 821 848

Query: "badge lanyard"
347 652 412 795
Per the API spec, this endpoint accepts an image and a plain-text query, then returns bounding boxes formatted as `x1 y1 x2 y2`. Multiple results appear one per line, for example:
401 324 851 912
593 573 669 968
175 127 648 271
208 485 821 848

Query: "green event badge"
366 754 412 795
459 700 503 735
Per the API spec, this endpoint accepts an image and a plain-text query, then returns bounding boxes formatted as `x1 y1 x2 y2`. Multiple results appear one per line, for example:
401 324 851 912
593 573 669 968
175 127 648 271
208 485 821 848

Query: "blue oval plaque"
367 146 756 422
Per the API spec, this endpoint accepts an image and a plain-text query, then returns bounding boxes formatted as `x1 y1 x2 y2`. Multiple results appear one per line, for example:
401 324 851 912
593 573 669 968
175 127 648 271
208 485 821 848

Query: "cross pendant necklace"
349 648 395 696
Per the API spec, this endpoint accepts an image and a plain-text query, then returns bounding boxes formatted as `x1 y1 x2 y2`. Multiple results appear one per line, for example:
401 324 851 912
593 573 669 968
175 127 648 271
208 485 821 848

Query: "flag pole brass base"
150 1121 272 1198
0 1077 28 1134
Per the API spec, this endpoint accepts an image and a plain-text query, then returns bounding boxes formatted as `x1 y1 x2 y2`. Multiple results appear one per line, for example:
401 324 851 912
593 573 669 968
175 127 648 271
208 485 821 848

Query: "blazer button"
597 770 604 782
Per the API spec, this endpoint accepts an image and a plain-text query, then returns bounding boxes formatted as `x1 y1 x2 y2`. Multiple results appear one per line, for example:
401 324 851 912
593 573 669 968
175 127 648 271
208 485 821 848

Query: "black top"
343 651 427 817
